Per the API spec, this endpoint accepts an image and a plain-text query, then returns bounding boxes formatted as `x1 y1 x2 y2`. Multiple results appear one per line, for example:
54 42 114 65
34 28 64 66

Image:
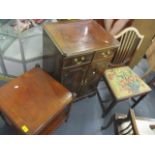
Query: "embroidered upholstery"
104 66 151 100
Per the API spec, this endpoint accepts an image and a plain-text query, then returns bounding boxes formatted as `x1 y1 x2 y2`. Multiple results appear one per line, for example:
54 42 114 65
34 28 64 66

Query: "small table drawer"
63 54 93 68
94 50 114 62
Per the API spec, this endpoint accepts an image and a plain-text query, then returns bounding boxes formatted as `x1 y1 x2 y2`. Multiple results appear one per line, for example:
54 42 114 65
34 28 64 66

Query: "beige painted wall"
129 19 155 68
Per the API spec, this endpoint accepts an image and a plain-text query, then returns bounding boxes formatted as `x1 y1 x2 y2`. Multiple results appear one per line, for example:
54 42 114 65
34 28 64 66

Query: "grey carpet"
0 58 155 135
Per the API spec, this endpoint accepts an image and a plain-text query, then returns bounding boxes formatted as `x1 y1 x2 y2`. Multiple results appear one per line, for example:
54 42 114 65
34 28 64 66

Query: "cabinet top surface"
43 20 120 56
0 68 72 134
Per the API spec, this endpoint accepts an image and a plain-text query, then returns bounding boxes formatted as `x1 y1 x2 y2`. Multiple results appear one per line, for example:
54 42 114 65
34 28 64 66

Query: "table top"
43 20 119 56
0 68 72 134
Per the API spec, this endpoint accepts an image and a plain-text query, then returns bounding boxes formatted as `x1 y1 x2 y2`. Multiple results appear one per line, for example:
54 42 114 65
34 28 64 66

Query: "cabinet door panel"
62 66 88 94
79 66 101 95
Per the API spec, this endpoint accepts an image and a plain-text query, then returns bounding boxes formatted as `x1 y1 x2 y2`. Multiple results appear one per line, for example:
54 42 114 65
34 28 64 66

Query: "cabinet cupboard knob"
107 51 111 55
93 71 96 74
81 56 85 61
74 58 78 62
101 52 106 56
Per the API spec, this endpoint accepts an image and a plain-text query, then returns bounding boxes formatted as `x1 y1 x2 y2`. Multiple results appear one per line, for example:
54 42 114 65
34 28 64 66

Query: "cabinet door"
79 66 101 95
62 66 88 94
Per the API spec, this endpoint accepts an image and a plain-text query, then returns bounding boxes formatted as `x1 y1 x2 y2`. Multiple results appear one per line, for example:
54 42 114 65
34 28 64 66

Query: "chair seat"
104 66 151 100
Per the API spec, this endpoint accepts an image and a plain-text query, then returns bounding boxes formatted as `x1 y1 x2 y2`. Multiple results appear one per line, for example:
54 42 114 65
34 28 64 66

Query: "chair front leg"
101 115 115 130
131 93 147 108
102 99 116 118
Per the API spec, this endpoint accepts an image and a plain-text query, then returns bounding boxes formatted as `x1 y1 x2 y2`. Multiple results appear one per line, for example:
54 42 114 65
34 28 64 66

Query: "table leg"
65 93 76 122
65 103 72 122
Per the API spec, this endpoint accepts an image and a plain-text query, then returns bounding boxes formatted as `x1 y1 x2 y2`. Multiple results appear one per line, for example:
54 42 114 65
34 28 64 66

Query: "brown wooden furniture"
97 27 151 117
0 68 73 135
114 109 155 135
101 109 155 135
146 37 155 72
142 36 155 86
43 20 119 100
114 109 139 135
130 19 155 68
112 27 144 66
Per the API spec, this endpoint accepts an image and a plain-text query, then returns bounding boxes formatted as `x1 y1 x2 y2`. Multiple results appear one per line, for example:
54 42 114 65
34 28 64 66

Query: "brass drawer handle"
74 58 78 62
101 51 112 57
106 51 112 55
73 58 83 65
81 56 85 61
101 52 107 57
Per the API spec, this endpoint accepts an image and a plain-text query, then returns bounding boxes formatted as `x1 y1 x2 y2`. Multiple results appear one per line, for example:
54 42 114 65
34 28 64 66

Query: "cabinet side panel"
43 30 62 80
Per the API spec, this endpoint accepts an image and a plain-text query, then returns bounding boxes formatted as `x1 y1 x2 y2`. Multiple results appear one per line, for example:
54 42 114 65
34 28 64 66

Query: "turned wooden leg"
65 93 76 122
65 104 72 122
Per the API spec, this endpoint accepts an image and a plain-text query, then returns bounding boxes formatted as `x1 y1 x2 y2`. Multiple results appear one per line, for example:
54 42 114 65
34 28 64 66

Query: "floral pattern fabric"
104 66 151 100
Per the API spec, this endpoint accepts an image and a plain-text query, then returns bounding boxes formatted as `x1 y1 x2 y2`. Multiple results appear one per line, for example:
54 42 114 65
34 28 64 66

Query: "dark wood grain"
43 20 119 56
43 20 120 99
0 68 72 134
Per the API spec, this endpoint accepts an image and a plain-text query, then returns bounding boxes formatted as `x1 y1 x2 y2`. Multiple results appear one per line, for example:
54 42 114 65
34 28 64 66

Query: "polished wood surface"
44 20 119 56
43 20 120 99
0 68 72 134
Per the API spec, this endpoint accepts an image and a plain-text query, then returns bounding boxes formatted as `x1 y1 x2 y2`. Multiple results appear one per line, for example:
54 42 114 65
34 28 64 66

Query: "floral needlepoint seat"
104 66 151 100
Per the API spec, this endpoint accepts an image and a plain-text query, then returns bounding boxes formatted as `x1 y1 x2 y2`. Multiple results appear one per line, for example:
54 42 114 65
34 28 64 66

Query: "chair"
97 27 151 117
142 35 155 87
114 109 139 135
111 27 144 66
104 109 155 135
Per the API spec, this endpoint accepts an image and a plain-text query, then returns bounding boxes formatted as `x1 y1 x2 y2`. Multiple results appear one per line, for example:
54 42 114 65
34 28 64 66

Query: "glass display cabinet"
0 19 54 77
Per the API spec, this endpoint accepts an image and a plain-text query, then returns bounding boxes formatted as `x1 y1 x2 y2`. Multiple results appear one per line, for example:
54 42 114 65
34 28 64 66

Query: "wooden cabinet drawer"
63 54 93 68
94 50 114 62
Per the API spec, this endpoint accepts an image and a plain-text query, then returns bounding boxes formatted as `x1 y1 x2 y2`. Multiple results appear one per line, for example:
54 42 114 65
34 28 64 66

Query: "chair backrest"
115 109 139 135
112 27 144 66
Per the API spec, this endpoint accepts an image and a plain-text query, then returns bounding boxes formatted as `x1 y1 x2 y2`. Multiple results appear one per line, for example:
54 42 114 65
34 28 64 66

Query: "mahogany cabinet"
43 20 119 99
